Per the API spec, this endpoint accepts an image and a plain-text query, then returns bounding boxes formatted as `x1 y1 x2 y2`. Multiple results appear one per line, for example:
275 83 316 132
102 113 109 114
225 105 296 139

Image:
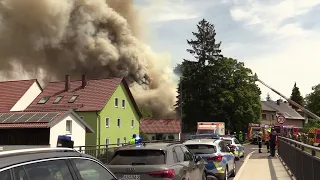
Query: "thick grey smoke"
0 0 177 118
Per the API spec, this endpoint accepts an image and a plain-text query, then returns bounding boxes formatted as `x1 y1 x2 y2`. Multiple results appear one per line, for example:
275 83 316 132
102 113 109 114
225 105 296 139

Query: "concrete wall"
50 114 86 147
10 82 42 111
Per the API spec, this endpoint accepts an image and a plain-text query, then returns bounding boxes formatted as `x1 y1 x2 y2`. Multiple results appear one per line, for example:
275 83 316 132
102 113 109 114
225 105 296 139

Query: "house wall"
274 119 304 127
10 82 42 111
146 133 180 140
99 82 140 146
49 114 86 147
260 111 276 125
76 112 98 146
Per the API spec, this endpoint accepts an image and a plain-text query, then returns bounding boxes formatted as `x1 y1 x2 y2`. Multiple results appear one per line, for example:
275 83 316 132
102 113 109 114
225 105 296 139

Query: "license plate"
121 175 140 180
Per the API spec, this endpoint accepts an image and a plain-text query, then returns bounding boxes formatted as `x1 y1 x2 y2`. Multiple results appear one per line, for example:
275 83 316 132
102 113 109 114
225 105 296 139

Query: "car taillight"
231 145 237 149
207 155 223 162
148 169 175 178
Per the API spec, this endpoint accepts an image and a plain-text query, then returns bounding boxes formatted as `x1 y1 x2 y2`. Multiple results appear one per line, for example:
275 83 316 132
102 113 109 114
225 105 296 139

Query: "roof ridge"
0 79 37 83
48 77 123 83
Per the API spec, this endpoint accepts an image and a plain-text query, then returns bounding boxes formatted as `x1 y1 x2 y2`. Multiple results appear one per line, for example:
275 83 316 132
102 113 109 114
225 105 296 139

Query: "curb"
233 150 256 180
242 142 251 145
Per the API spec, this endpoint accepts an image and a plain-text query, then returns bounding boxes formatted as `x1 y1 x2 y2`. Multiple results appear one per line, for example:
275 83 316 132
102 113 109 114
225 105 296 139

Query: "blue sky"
135 0 320 101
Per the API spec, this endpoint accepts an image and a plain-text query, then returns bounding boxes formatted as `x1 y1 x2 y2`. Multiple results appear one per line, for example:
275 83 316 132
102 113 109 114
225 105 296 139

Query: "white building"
0 110 93 149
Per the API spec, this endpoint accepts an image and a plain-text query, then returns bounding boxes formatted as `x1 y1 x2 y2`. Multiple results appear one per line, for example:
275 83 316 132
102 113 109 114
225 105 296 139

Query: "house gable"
11 81 42 111
98 81 140 145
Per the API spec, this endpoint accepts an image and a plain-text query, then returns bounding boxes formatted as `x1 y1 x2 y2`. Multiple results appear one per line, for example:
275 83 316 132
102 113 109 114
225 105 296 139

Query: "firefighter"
269 128 277 157
265 130 270 153
239 131 243 143
129 134 137 144
258 131 262 153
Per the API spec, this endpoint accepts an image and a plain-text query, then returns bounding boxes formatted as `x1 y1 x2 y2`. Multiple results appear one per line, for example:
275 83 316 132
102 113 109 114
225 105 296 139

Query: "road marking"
233 150 256 180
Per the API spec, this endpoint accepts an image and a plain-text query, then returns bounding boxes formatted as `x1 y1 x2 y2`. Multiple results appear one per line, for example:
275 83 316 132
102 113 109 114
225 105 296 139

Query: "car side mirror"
226 146 234 152
194 155 202 163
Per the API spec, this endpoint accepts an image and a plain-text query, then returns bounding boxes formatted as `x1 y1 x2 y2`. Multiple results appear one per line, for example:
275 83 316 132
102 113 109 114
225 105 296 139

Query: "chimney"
65 75 70 91
276 99 280 105
81 74 87 88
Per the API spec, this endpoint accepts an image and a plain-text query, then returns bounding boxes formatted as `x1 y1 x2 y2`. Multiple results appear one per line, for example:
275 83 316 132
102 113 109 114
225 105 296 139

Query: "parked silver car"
107 142 213 180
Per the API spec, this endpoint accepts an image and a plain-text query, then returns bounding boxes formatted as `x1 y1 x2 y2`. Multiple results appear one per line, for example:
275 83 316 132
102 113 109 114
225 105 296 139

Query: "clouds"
135 0 320 102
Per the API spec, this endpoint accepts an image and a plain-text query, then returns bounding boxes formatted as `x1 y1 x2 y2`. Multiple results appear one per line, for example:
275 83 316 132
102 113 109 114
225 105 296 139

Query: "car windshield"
185 144 216 154
197 130 215 134
223 139 232 145
108 150 166 165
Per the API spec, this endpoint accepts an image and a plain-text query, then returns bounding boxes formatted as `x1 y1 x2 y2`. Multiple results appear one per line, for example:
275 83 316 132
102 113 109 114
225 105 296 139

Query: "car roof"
0 148 93 169
183 139 219 145
115 143 179 151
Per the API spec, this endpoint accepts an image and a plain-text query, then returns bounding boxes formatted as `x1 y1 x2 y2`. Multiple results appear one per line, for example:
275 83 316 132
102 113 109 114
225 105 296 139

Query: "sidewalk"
234 151 295 180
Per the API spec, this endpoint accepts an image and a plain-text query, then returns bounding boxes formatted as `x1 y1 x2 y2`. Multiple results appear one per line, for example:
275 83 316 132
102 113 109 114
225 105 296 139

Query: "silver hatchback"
107 142 209 180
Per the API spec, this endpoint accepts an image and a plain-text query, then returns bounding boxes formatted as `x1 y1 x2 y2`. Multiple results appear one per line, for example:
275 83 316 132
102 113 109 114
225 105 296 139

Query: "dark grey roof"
261 101 276 112
0 112 59 123
262 101 304 120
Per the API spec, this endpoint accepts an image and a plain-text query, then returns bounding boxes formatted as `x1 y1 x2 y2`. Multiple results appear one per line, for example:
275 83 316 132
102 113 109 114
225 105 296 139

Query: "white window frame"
105 117 110 128
131 119 134 128
115 97 119 107
117 138 121 146
122 99 126 108
117 118 121 128
105 138 110 145
66 120 72 134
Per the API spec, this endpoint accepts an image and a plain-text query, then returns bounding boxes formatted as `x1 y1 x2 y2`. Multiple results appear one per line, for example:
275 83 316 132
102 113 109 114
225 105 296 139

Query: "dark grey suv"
0 147 117 180
107 142 211 180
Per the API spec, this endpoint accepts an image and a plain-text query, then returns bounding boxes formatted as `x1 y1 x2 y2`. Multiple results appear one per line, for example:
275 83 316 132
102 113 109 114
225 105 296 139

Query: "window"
272 114 275 120
109 150 166 165
262 114 267 120
219 141 227 152
234 138 240 144
38 96 50 104
105 138 110 145
122 99 126 108
105 117 110 128
180 146 194 161
173 147 184 162
53 96 63 104
131 119 134 128
68 95 78 103
14 159 73 180
117 118 121 127
185 144 217 154
223 139 232 145
66 120 72 134
0 169 11 180
115 98 118 107
117 138 121 146
72 159 115 180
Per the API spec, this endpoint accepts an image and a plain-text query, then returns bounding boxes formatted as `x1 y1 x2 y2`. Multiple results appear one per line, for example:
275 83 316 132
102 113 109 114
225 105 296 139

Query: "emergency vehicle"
247 123 269 143
307 128 320 147
196 122 225 135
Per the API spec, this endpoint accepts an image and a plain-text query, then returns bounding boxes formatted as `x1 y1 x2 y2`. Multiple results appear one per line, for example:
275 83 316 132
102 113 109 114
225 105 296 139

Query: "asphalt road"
229 144 257 180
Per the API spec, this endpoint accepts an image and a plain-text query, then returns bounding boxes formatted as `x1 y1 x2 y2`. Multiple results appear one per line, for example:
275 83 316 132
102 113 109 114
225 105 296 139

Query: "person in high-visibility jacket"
239 131 243 143
265 130 270 153
129 134 137 144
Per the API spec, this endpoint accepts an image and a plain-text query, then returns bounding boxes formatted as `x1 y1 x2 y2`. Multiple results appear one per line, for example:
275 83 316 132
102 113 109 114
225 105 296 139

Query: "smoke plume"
0 0 177 118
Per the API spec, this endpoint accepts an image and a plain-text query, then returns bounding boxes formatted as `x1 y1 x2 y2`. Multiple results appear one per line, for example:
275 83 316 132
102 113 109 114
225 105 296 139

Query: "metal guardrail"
278 136 320 180
75 139 185 164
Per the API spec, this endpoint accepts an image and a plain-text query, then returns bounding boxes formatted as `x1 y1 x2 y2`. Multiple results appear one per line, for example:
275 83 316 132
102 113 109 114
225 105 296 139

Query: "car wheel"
223 166 228 180
230 161 236 177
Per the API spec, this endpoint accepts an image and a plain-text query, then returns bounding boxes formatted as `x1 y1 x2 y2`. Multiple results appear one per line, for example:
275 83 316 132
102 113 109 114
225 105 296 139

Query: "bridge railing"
278 136 320 180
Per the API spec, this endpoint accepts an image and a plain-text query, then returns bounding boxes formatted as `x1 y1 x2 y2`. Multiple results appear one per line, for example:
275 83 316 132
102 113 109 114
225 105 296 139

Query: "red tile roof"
26 77 141 116
0 122 48 129
0 79 39 112
140 119 181 133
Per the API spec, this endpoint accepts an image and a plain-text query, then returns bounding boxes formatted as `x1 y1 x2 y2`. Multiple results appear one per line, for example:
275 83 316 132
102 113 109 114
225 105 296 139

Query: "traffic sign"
276 115 286 124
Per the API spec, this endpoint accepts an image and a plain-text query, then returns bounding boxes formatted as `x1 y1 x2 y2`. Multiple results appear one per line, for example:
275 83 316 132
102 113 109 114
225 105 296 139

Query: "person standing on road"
239 131 243 143
265 130 270 153
129 134 137 144
258 131 262 153
269 128 277 157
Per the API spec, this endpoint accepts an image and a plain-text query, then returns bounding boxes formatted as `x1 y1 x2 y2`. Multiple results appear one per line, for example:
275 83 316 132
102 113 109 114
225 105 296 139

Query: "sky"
134 0 320 101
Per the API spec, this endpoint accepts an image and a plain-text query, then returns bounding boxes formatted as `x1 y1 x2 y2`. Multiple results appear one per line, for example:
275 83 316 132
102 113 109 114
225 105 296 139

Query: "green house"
26 75 142 146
